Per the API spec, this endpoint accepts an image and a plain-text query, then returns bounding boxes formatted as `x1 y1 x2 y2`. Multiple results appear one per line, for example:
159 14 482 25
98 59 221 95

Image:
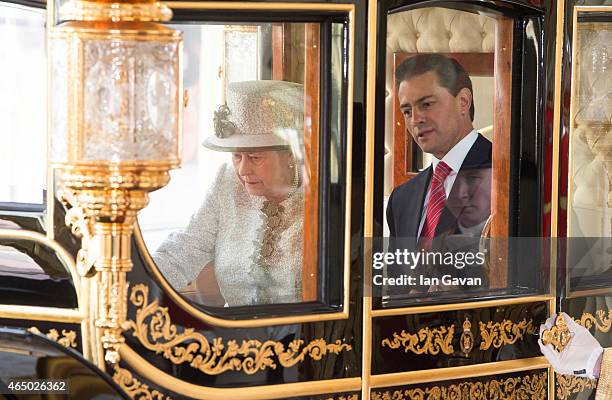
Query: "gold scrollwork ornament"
112 364 173 400
555 373 598 400
125 284 352 375
28 327 78 348
541 314 573 353
381 325 455 355
577 309 612 333
460 317 474 356
370 371 547 400
480 318 537 351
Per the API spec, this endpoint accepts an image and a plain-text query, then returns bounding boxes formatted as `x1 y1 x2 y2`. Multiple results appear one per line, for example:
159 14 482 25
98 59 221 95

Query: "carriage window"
567 15 612 295
0 239 77 308
0 3 46 205
378 7 547 306
139 20 348 308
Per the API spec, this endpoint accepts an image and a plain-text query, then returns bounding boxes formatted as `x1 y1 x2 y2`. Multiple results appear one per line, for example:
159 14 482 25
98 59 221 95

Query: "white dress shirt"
417 129 478 237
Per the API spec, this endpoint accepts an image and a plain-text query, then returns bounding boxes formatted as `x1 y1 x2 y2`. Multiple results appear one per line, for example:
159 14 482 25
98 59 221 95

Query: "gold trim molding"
555 373 597 400
371 295 553 317
120 345 362 399
576 310 612 333
60 0 172 22
28 327 78 348
381 326 455 356
479 318 537 351
370 371 547 400
323 396 358 400
112 364 173 400
125 284 352 375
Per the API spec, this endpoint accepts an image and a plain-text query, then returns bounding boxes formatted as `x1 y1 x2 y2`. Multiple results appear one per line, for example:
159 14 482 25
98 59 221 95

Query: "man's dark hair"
395 54 475 121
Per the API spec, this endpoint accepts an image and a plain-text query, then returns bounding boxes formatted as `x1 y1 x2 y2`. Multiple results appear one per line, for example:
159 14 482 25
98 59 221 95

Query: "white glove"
538 312 603 379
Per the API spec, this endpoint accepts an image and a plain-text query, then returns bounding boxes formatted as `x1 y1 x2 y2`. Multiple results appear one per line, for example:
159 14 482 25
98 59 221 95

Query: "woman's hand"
194 262 226 306
539 312 603 379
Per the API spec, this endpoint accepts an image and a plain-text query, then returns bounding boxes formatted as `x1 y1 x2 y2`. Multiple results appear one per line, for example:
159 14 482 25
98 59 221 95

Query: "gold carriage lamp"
49 0 182 366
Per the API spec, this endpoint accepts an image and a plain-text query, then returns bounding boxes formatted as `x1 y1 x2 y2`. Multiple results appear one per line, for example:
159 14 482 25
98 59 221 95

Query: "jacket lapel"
408 167 432 238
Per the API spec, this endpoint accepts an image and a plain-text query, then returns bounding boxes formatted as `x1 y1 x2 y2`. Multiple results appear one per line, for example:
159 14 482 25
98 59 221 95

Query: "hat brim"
202 134 291 152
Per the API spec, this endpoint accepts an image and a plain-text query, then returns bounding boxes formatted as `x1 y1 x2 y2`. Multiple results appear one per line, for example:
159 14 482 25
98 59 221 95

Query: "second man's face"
398 71 471 159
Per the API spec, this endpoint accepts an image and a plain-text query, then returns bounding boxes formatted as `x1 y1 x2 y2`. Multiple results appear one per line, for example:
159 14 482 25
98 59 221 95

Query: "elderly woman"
154 80 304 307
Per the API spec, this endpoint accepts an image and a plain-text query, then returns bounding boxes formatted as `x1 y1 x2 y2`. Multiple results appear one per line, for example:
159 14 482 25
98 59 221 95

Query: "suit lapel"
408 167 432 238
459 133 492 171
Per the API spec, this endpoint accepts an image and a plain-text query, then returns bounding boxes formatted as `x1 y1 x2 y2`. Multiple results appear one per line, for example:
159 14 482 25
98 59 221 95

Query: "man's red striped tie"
420 161 452 240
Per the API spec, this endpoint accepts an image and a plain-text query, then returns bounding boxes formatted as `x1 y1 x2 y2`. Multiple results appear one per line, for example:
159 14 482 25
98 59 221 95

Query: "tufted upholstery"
384 8 497 196
387 8 495 53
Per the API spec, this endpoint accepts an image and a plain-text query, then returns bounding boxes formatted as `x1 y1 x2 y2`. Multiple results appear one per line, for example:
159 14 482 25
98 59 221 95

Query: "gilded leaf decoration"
381 326 455 355
370 371 547 400
541 314 573 353
112 365 173 400
28 327 78 348
479 318 536 350
576 309 612 333
125 284 352 375
555 373 597 400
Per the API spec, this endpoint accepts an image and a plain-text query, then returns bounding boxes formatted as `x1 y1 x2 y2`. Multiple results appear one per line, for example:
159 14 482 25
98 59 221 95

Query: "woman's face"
232 150 294 202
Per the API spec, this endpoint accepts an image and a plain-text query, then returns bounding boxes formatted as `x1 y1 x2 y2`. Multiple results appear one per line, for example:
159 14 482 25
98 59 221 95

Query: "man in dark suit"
387 53 492 243
385 54 492 294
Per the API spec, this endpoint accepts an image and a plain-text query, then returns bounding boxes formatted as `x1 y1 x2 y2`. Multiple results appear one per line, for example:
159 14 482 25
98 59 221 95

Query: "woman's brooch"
213 105 237 138
255 201 285 264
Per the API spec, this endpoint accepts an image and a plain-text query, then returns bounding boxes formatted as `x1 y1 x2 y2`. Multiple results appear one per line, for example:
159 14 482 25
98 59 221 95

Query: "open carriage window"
0 3 46 206
376 6 547 307
138 18 349 310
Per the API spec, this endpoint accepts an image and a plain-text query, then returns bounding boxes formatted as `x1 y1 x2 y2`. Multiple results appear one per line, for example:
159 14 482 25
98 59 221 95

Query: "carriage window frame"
371 1 548 310
120 4 356 326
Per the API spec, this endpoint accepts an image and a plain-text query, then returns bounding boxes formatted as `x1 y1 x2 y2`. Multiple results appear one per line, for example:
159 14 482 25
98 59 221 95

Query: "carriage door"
47 0 370 399
555 2 612 399
365 0 560 398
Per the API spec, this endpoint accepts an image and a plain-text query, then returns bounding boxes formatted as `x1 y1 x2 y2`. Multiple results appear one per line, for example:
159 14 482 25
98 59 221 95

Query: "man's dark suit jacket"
386 133 492 244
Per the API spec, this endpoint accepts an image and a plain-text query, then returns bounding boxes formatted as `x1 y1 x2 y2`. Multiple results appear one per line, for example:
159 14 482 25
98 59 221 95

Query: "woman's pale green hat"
203 80 304 152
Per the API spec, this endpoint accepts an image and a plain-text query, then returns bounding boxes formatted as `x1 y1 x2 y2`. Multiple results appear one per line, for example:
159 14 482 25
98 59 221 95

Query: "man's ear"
457 87 472 116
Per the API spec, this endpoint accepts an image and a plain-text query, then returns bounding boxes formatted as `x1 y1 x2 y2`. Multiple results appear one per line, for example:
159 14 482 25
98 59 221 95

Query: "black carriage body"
0 0 611 399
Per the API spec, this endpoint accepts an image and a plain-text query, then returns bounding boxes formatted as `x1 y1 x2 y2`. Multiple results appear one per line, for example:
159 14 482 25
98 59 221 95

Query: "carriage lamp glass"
49 14 181 167
48 0 182 365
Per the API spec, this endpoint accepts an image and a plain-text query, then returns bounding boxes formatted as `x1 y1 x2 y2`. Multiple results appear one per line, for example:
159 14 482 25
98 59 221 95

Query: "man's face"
398 71 471 159
446 167 492 228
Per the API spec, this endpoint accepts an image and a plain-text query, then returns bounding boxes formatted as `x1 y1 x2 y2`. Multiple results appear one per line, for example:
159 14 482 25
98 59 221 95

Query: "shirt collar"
431 129 478 173
458 218 487 236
